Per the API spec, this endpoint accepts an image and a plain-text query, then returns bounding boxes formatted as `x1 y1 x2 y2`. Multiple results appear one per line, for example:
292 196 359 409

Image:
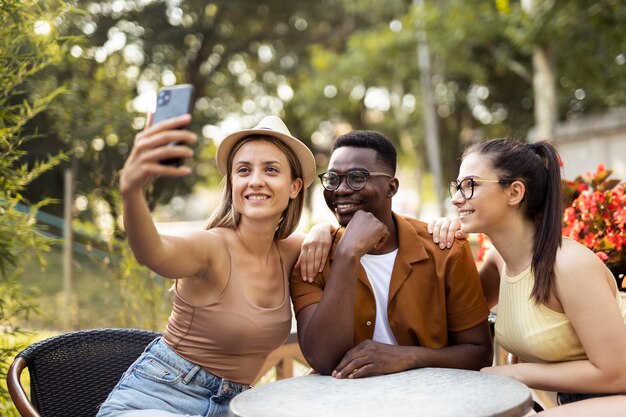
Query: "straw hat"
216 115 316 187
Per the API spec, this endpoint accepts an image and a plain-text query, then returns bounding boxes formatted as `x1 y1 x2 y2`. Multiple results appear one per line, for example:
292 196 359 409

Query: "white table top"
229 367 533 417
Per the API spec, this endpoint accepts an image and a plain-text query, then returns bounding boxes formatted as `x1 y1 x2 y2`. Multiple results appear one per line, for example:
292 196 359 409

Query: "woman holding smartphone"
429 138 626 416
97 113 329 417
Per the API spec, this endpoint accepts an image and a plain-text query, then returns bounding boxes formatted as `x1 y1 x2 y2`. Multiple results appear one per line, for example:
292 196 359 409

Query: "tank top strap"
276 243 286 281
269 241 288 308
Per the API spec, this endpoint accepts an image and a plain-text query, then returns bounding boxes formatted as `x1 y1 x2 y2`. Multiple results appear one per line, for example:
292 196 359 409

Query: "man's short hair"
332 130 397 174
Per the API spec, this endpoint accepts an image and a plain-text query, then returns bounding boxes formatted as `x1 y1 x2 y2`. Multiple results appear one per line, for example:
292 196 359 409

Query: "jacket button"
366 321 372 326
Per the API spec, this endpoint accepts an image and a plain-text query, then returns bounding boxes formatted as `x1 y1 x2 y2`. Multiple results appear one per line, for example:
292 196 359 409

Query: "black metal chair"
7 328 160 417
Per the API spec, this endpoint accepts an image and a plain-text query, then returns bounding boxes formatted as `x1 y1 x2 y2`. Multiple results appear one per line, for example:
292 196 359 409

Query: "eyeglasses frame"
318 170 393 191
449 177 513 200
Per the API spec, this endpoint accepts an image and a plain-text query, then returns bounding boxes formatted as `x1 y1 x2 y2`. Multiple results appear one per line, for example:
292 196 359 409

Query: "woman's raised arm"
120 114 212 279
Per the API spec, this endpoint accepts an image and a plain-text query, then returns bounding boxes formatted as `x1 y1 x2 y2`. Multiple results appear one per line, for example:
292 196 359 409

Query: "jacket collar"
329 212 430 299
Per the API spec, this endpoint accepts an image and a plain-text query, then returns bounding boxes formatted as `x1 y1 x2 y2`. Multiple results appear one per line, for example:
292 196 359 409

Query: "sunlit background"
2 0 626 365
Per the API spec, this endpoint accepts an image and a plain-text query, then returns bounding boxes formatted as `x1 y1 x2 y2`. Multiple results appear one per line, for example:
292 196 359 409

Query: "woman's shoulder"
277 232 304 263
204 226 234 239
555 237 610 285
553 237 619 315
557 237 602 268
183 227 230 257
184 227 228 242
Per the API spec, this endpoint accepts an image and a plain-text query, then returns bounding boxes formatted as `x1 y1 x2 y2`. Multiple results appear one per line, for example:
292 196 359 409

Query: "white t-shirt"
360 249 399 345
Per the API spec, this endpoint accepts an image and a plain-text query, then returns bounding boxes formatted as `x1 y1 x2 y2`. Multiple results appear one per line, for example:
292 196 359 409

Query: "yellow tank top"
494 266 626 363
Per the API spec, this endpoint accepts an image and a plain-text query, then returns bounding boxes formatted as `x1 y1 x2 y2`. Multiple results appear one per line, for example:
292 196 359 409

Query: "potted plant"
562 164 626 290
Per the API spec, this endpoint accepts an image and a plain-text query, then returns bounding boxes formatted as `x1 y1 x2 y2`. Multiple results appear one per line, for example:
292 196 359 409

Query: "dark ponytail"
527 142 563 303
464 139 563 303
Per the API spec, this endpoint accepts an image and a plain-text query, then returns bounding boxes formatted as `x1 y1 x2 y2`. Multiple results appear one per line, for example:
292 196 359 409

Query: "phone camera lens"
157 91 171 106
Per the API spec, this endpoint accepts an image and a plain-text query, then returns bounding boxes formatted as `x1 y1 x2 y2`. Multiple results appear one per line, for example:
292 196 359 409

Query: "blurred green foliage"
0 0 69 413
17 241 171 331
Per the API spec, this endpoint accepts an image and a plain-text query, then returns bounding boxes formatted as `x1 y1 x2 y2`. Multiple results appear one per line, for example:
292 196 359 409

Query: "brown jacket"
290 212 489 348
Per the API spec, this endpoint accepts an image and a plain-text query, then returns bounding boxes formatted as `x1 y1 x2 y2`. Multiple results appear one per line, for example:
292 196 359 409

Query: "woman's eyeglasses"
449 177 512 200
318 170 392 191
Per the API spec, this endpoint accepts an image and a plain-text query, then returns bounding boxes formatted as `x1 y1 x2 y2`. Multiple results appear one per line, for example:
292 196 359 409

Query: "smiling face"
451 152 513 235
323 146 396 227
230 139 302 224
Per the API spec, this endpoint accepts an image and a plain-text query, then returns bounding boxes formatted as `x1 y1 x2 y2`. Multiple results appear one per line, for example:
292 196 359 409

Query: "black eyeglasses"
318 170 392 191
449 177 512 200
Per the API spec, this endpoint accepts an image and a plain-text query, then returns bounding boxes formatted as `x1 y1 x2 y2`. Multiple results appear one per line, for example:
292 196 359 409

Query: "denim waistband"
557 392 614 405
145 337 252 396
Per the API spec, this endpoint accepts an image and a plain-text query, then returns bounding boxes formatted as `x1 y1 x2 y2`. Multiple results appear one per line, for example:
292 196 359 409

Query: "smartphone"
153 84 195 166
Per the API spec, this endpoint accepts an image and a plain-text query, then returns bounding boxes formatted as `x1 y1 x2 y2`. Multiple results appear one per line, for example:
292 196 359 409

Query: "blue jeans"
96 337 250 417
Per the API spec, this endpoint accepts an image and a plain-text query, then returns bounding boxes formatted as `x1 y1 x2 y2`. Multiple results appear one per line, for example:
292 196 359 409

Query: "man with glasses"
290 130 493 378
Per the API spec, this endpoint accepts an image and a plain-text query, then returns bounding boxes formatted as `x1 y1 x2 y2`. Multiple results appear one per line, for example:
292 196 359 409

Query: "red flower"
476 233 486 262
562 164 626 272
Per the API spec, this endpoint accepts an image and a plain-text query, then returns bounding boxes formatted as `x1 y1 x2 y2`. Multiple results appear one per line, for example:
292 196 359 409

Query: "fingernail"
447 242 452 248
434 238 439 243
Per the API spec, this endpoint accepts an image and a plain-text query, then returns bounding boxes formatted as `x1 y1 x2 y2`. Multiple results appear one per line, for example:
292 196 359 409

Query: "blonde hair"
207 136 305 240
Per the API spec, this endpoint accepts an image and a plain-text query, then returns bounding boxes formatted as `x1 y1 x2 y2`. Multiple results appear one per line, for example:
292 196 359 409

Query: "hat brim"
216 128 316 188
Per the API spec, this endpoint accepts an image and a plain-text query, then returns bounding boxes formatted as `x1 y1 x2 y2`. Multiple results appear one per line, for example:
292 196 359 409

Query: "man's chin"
335 211 354 227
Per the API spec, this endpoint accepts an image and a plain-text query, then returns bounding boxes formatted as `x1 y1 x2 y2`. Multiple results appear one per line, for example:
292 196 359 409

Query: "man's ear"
507 180 525 206
387 177 399 198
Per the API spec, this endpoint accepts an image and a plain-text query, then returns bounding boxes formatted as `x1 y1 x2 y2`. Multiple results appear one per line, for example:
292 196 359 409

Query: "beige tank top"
495 266 626 363
162 250 291 385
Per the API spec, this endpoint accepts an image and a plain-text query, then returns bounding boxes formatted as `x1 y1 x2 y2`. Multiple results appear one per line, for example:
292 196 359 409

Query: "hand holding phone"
153 84 195 166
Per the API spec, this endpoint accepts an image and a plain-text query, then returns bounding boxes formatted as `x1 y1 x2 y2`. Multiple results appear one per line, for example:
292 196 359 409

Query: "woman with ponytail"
430 138 626 416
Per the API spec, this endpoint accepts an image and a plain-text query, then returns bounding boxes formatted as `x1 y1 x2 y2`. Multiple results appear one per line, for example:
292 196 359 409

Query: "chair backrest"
10 328 160 417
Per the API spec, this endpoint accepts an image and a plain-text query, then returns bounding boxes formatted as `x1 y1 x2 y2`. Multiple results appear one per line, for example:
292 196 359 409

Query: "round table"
229 367 533 417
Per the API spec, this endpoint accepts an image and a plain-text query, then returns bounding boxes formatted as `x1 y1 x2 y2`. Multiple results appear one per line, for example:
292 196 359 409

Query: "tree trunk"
532 46 557 140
